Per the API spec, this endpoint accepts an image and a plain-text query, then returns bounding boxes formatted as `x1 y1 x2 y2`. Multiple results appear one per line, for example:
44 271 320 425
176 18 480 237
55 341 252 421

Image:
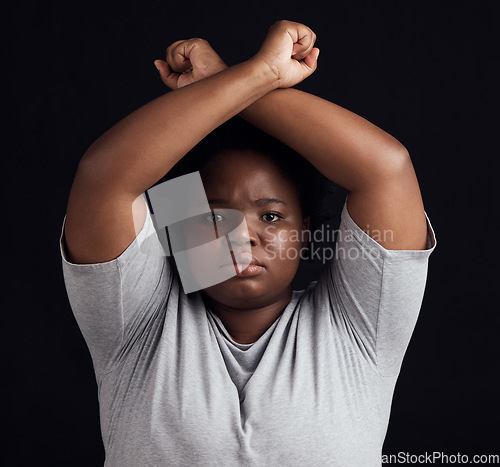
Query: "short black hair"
159 117 345 233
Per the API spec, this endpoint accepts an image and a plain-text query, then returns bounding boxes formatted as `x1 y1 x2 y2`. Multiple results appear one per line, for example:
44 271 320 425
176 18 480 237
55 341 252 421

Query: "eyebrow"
207 198 288 206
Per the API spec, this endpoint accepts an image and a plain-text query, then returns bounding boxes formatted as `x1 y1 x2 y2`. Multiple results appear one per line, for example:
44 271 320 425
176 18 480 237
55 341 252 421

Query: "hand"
154 38 228 89
252 20 319 89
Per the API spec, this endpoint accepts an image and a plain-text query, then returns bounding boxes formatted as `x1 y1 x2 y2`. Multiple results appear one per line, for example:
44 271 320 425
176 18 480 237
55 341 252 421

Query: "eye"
205 211 225 224
261 212 282 223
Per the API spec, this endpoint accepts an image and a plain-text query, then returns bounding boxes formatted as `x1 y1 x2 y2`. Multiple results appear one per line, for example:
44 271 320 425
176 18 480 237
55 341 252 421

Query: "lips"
247 256 264 267
219 254 264 269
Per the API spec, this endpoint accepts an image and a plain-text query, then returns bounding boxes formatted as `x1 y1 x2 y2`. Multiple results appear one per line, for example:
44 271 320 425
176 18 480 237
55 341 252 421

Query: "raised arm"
64 20 319 264
239 89 429 251
156 30 428 251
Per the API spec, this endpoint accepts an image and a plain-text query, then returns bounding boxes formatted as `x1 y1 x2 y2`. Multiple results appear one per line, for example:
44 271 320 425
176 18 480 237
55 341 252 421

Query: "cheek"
263 227 306 266
182 234 237 291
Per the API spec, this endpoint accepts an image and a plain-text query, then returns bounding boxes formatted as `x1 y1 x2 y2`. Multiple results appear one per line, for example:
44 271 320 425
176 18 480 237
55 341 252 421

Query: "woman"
60 20 437 466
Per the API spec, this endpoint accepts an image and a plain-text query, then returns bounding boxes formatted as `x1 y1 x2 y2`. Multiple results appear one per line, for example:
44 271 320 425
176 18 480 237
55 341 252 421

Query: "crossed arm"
66 26 427 265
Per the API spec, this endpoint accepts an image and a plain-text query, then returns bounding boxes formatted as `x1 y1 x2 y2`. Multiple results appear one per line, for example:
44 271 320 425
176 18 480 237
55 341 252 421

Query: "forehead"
201 150 297 199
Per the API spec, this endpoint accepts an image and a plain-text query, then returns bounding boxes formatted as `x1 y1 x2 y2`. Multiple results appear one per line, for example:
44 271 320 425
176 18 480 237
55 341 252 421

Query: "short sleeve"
59 193 172 375
310 194 437 377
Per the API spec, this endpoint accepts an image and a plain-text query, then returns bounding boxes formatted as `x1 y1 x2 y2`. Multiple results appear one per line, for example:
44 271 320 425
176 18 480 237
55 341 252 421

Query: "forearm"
238 88 409 192
80 59 277 197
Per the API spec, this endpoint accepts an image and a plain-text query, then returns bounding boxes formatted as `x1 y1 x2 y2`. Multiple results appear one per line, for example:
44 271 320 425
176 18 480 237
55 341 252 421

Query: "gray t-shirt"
59 194 437 466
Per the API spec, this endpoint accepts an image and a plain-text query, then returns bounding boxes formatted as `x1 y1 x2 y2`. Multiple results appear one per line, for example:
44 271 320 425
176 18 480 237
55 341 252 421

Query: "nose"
231 217 259 248
247 223 259 247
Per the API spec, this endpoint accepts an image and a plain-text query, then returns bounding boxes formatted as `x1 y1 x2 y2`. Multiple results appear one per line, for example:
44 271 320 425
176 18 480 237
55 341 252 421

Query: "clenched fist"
154 38 228 89
253 20 319 88
154 20 319 90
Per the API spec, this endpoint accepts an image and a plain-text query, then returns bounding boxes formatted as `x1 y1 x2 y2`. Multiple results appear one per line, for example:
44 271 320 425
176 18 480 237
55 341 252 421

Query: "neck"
203 287 293 344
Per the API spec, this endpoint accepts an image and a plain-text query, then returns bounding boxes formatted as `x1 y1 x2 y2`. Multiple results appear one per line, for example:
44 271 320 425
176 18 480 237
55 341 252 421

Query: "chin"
209 277 263 296
202 279 269 306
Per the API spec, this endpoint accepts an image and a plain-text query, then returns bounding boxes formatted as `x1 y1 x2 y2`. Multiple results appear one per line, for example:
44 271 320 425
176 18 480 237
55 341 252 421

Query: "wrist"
245 56 280 91
206 61 229 77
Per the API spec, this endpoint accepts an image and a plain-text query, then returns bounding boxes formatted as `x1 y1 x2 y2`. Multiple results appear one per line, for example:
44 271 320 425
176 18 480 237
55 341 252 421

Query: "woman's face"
199 150 309 309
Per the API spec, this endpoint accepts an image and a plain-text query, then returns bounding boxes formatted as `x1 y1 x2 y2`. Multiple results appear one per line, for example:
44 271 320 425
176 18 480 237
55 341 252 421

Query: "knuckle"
194 38 209 46
166 40 183 53
169 39 184 48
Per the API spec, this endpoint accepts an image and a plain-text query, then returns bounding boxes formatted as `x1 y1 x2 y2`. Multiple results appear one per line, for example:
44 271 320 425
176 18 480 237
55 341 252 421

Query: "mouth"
218 255 265 277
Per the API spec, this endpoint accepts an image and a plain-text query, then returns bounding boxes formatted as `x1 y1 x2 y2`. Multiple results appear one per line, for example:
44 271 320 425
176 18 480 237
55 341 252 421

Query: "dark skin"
199 149 310 344
64 18 428 355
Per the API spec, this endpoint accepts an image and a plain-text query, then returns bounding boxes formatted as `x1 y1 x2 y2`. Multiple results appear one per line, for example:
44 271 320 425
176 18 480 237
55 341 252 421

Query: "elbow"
77 149 101 177
75 146 113 190
395 146 414 174
362 146 414 191
380 145 412 177
80 139 105 166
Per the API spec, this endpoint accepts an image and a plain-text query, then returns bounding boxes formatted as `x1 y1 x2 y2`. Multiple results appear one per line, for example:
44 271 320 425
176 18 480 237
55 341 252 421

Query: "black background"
6 0 498 465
